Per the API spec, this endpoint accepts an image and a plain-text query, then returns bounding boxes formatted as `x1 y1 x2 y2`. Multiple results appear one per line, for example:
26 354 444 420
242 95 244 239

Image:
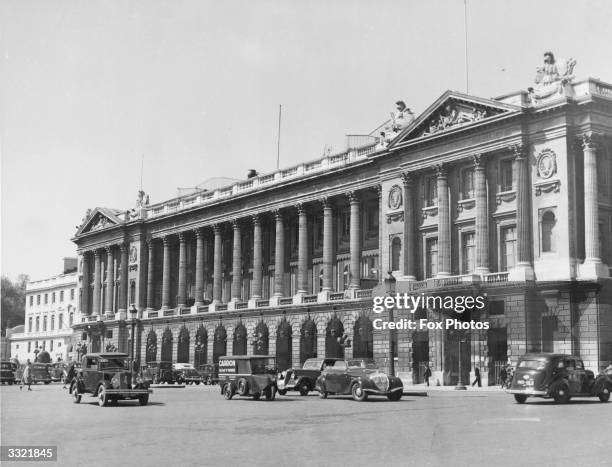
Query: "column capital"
346 190 360 204
162 235 171 246
509 143 527 160
212 224 222 235
472 153 486 169
193 227 204 238
434 164 447 178
119 241 129 252
252 214 261 225
178 232 187 243
273 209 283 221
580 132 600 151
296 203 306 216
145 237 154 247
105 245 113 254
320 196 332 209
93 249 102 258
231 218 241 230
400 172 414 187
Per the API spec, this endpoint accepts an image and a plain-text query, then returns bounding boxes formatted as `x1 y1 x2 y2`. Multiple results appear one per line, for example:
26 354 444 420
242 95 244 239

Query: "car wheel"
206 376 212 385
139 394 149 406
252 392 261 400
97 386 108 407
298 382 310 397
351 383 368 402
599 385 611 402
195 381 201 385
552 381 570 404
223 384 234 400
277 388 287 396
8 380 13 386
387 391 402 401
264 387 276 401
71 383 81 404
514 394 528 404
44 381 51 385
237 378 249 396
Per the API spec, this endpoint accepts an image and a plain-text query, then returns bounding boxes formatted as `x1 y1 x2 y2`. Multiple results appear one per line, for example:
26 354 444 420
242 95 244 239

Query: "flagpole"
276 105 282 170
464 0 469 94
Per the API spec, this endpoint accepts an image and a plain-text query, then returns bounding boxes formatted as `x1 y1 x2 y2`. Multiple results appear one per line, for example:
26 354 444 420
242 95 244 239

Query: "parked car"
70 352 152 407
48 363 66 382
173 363 204 385
198 364 218 385
142 361 175 384
31 363 52 384
218 355 278 401
0 361 17 385
277 358 344 396
507 353 612 404
315 359 403 401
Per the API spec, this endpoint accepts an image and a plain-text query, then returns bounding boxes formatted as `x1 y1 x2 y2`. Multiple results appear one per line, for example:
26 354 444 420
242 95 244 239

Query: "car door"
83 357 99 391
572 359 588 394
565 358 584 395
324 361 350 393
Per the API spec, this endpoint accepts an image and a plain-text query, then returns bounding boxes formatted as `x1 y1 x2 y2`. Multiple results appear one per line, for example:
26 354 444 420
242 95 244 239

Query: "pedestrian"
471 367 482 387
499 367 508 389
20 360 33 391
63 362 76 389
605 363 612 376
424 365 432 387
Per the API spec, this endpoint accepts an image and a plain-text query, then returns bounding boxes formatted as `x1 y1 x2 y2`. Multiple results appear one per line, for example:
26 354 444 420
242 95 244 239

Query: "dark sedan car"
315 359 403 402
0 361 17 385
31 363 52 384
277 358 343 396
507 353 612 404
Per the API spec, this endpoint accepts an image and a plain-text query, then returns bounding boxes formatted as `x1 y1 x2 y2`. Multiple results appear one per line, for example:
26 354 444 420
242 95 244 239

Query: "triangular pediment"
389 91 521 147
76 207 122 236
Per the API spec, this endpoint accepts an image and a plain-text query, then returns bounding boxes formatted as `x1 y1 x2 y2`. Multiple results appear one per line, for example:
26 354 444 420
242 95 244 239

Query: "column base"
508 263 535 282
578 259 610 279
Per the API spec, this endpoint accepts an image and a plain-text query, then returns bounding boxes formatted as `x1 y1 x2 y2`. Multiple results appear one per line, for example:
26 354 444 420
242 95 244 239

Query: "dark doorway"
276 320 292 371
353 316 373 359
325 316 345 359
233 323 247 356
213 325 227 364
300 319 317 364
487 327 508 386
194 325 207 368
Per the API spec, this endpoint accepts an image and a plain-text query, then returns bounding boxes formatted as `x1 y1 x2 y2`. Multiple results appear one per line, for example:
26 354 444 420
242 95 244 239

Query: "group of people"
421 364 514 388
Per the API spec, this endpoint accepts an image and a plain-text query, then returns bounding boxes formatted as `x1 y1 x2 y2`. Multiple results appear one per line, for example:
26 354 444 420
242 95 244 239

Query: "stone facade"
72 78 612 385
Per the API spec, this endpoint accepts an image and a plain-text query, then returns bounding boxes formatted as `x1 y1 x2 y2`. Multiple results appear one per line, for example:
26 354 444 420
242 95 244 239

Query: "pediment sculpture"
420 103 487 137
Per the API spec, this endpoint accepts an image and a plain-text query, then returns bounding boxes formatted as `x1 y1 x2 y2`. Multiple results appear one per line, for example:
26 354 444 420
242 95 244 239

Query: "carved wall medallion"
536 149 557 179
388 185 403 210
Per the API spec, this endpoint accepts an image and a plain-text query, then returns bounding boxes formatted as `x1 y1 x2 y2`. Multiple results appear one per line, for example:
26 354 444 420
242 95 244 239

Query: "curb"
150 384 186 389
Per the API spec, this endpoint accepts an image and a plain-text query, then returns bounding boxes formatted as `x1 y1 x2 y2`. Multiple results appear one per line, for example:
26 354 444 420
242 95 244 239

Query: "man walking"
499 367 508 389
424 365 432 387
471 367 482 387
20 360 32 391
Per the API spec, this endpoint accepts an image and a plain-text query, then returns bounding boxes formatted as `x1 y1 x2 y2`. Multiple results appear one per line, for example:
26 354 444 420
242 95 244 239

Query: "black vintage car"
198 364 218 385
0 361 17 385
142 361 175 384
277 358 343 396
31 363 52 384
218 355 278 401
173 363 204 385
508 353 612 404
70 352 152 407
315 359 404 402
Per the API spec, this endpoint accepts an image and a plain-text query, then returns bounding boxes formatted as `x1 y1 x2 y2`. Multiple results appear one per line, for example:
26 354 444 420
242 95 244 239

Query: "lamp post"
455 332 468 390
384 271 396 377
128 304 138 366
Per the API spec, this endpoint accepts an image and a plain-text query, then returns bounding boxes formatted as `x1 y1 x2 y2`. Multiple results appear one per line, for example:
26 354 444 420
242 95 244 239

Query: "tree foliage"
1 274 29 335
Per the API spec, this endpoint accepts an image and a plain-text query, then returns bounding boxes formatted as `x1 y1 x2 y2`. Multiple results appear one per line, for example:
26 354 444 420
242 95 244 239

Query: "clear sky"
1 0 611 281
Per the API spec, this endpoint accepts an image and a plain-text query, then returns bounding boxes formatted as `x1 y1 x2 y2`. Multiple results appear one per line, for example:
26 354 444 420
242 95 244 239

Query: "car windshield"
303 360 322 370
99 358 128 370
347 360 379 369
517 360 547 370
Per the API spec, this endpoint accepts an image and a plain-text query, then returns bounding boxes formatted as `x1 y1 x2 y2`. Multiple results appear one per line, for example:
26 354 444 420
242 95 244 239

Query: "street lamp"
384 271 396 377
129 304 138 368
455 332 468 390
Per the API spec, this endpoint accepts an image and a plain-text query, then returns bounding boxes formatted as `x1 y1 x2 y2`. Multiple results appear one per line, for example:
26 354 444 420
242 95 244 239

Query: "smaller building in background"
9 258 80 363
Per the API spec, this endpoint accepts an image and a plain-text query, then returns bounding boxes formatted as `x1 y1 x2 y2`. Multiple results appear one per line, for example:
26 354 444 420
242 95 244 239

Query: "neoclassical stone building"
72 69 612 386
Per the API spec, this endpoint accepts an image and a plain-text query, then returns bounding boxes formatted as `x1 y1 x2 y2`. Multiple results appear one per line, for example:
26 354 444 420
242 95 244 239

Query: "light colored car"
172 363 204 385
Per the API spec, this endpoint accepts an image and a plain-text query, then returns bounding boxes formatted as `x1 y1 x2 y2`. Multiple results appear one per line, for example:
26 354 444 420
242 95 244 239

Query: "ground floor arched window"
276 320 292 370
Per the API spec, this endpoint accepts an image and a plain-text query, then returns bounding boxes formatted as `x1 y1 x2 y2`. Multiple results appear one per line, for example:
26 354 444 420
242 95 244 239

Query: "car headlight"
111 375 121 389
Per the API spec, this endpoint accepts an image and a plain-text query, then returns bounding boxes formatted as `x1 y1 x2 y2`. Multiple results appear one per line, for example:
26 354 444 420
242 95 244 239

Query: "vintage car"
508 353 612 404
198 364 218 385
0 361 17 385
31 363 52 384
277 358 344 396
48 363 66 382
218 355 278 401
70 352 152 406
173 363 204 385
142 361 175 384
315 359 403 401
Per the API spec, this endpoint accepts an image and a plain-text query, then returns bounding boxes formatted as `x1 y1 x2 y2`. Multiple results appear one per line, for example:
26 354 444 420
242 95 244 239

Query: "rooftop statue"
528 51 576 104
381 100 415 144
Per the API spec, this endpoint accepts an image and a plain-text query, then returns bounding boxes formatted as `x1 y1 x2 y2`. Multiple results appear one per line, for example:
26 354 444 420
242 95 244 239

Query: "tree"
1 274 29 335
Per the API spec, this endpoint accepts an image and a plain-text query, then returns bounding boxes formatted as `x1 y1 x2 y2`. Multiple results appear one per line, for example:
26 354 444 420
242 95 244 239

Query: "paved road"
1 383 609 467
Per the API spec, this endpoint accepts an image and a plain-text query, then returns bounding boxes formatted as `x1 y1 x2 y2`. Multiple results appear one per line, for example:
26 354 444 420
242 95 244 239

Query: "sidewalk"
402 383 508 396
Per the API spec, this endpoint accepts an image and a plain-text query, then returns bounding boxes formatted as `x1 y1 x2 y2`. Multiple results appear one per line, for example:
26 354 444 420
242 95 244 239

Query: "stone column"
119 243 128 312
474 154 489 275
580 133 608 278
104 246 114 313
251 215 263 299
436 165 451 277
231 220 242 301
146 239 155 310
212 225 223 303
509 144 534 281
322 198 334 292
297 203 308 294
401 173 416 280
161 236 171 309
194 229 205 306
81 251 91 314
92 249 102 315
273 210 285 297
177 232 187 307
348 191 361 289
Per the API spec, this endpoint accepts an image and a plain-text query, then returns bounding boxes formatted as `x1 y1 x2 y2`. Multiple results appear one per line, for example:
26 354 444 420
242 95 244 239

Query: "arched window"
36 317 40 332
541 211 556 253
233 323 247 356
161 328 173 362
69 313 73 327
50 316 55 331
353 316 374 359
276 320 292 371
253 321 269 355
194 325 208 368
325 316 345 359
58 314 63 329
43 316 47 331
146 329 157 363
391 237 401 271
177 326 190 363
28 317 32 332
300 319 317 365
213 325 227 364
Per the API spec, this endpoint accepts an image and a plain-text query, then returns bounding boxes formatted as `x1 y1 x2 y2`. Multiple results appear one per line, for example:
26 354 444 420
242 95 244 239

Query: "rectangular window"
44 293 48 304
50 340 54 351
461 168 475 200
28 317 32 332
52 292 56 303
500 159 513 192
489 300 505 315
425 176 438 207
36 317 40 332
29 296 33 307
462 232 476 274
37 295 41 305
106 330 113 339
28 342 31 352
60 290 64 302
426 238 438 278
59 314 63 329
70 289 75 300
341 210 350 238
500 226 516 271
